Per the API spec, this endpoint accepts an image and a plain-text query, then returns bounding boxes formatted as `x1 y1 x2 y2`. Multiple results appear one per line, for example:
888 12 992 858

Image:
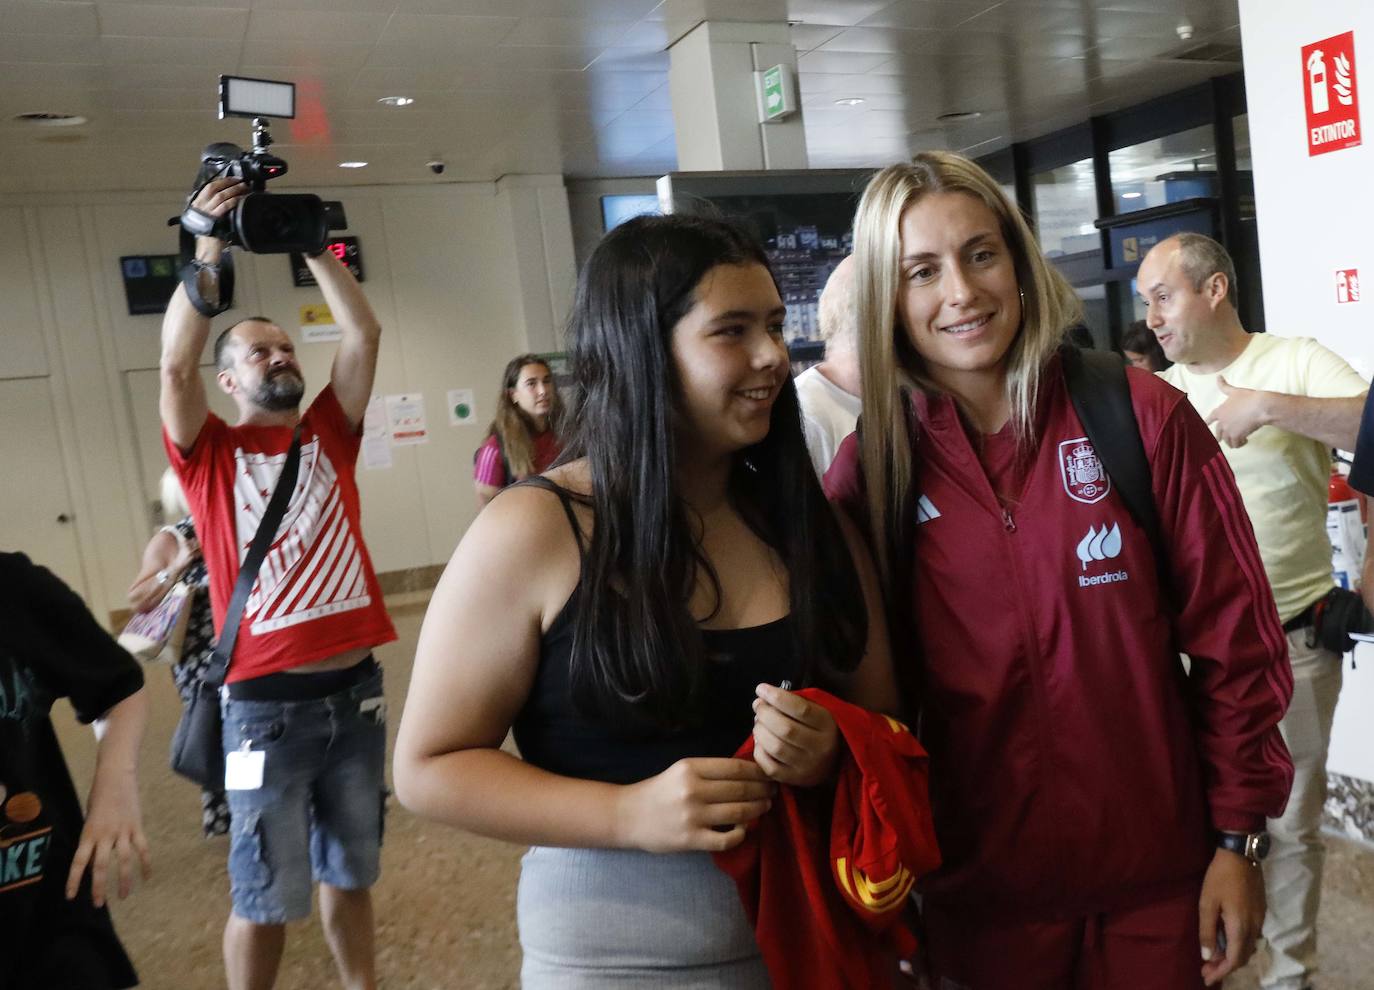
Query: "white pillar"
1240 0 1374 838
668 20 808 171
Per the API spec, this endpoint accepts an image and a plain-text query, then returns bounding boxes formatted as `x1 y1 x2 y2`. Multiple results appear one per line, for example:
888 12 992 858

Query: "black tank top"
511 480 802 785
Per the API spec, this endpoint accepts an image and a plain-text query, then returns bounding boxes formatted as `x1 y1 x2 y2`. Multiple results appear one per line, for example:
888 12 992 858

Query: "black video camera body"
181 117 339 255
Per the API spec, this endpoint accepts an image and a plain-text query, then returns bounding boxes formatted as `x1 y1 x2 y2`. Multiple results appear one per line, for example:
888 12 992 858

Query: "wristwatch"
1216 830 1271 865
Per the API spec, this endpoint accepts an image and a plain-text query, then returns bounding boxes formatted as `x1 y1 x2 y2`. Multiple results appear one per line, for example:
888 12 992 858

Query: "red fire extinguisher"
1328 468 1366 590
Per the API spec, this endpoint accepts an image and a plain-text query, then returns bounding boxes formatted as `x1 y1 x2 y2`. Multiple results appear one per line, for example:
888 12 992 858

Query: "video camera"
176 76 344 256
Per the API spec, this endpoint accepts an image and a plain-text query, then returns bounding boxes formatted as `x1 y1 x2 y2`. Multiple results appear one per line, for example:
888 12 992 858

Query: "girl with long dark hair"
473 354 562 508
395 215 899 986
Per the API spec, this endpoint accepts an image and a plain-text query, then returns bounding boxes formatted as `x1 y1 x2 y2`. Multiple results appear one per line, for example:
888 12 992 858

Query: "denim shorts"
220 668 386 924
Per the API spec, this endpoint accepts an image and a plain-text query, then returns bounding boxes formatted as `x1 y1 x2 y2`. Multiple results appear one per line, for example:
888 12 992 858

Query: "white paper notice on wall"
447 388 476 426
299 303 342 343
362 395 392 469
386 393 428 445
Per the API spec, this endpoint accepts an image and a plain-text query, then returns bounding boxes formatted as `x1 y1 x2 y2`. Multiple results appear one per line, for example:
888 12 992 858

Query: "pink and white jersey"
164 386 396 682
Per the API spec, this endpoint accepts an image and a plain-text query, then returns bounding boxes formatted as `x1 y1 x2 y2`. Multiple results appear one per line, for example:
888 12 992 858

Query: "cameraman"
160 176 396 990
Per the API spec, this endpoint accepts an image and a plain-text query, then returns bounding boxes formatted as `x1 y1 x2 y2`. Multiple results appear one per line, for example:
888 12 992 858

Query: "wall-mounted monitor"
656 170 873 358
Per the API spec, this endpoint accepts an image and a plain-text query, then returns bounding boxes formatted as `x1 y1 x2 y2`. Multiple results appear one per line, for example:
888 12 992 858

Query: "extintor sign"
1303 31 1361 157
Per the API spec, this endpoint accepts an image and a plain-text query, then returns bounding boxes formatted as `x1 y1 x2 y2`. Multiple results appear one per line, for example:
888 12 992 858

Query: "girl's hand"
616 757 775 853
752 683 839 787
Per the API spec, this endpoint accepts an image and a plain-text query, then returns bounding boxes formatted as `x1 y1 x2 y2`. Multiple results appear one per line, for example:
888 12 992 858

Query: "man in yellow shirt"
1140 233 1368 990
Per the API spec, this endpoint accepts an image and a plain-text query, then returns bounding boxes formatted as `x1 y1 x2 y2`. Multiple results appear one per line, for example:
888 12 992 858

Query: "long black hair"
562 213 868 727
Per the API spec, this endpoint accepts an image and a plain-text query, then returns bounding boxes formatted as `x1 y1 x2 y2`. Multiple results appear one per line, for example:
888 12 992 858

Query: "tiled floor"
54 598 1374 989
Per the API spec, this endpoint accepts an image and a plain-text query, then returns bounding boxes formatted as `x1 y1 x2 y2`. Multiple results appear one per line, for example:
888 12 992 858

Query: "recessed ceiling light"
338 161 369 169
13 111 88 127
1121 191 1143 199
834 98 866 107
937 111 983 123
378 96 414 107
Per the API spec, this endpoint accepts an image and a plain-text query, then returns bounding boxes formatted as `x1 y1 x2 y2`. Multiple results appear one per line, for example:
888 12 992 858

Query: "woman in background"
1121 318 1172 372
396 214 899 987
126 468 227 837
473 354 563 508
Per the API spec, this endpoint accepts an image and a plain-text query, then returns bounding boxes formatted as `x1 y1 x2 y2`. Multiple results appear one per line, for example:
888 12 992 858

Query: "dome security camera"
427 160 445 175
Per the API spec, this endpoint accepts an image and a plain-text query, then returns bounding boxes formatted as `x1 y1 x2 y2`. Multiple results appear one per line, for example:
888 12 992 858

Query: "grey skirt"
517 845 771 989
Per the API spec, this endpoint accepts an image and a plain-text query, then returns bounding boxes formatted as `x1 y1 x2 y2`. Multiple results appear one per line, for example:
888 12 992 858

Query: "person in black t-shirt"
0 552 151 990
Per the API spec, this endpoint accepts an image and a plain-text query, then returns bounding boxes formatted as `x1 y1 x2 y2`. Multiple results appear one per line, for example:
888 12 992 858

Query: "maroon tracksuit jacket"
825 359 1294 923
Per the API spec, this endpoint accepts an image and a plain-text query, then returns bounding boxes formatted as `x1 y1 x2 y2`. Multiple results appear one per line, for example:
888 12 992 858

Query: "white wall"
0 178 575 625
1239 0 1374 789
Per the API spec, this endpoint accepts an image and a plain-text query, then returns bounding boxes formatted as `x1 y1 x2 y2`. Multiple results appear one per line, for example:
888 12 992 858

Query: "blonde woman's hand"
616 757 774 853
751 683 839 787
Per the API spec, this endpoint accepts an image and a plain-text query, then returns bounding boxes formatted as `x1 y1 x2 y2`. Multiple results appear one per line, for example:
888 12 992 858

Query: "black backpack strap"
1061 347 1168 579
202 425 303 688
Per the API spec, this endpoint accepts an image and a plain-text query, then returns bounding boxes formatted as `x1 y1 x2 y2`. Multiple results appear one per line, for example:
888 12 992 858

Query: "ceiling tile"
817 25 941 55
858 0 999 31
501 17 633 47
244 8 389 43
797 49 891 73
0 1 99 36
787 0 892 28
0 34 102 62
377 13 518 47
100 33 235 64
99 4 250 39
790 23 846 52
244 39 375 70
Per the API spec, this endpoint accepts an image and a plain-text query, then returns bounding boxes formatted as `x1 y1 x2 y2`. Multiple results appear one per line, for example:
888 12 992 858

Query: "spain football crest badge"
1059 437 1110 504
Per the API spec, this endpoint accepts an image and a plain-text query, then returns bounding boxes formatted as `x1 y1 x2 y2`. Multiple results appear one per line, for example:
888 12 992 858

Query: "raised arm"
393 486 773 852
311 249 381 432
160 177 245 453
126 528 194 613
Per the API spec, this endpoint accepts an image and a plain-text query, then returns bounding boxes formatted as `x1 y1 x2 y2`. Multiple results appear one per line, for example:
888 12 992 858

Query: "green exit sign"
759 64 796 121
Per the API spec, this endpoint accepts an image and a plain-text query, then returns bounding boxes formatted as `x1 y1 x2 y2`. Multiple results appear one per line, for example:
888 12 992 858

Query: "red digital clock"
290 235 364 287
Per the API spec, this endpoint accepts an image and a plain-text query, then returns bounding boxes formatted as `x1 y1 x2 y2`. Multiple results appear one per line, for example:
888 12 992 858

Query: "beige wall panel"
380 186 528 565
0 206 51 379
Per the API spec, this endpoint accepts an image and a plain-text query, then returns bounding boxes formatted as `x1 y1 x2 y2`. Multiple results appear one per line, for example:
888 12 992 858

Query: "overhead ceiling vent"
13 111 88 126
1170 42 1243 63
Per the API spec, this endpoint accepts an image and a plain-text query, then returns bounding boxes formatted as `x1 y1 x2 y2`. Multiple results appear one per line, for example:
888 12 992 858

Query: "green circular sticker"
455 403 470 419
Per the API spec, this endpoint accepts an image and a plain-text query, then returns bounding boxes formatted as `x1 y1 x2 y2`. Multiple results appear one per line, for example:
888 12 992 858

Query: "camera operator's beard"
252 369 305 412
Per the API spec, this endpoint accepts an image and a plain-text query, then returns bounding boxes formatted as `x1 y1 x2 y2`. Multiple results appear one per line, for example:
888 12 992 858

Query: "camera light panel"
220 75 295 119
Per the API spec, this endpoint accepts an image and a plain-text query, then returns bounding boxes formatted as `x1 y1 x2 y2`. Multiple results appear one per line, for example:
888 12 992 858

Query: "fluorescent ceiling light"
338 161 369 169
378 96 415 107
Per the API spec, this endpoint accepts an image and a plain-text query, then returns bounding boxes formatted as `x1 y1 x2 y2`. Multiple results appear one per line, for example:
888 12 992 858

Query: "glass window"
1108 124 1218 215
1073 284 1110 350
1031 158 1099 259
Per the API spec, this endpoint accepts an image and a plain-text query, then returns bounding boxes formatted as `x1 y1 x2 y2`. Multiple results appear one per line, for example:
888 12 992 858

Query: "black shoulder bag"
170 426 302 789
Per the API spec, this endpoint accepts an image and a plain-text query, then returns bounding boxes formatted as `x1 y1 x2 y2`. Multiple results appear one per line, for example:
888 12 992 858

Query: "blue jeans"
220 669 386 924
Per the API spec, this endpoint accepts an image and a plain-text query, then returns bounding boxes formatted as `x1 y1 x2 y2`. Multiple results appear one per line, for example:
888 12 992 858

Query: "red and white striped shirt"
164 385 396 682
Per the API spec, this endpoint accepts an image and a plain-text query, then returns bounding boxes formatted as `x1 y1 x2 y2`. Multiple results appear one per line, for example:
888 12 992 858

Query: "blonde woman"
126 469 227 837
825 152 1294 989
473 354 563 508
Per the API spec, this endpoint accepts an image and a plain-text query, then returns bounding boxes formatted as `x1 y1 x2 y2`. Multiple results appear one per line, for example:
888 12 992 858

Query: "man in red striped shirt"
161 176 395 990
